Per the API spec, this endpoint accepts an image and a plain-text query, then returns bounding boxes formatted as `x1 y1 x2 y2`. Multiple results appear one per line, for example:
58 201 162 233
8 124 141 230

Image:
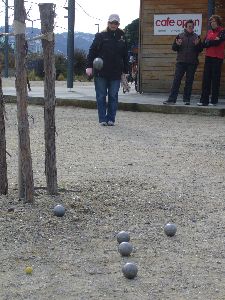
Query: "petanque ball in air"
118 242 133 256
117 231 130 244
164 223 177 237
53 204 65 217
93 57 103 70
122 262 138 279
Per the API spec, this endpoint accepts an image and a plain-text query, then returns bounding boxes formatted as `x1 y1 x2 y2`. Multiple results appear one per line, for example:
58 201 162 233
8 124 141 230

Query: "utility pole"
67 0 75 89
208 0 215 28
4 0 9 78
14 0 34 202
95 24 99 33
39 3 58 195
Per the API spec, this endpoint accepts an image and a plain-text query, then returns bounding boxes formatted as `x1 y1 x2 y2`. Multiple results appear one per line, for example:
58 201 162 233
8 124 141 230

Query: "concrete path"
3 81 225 116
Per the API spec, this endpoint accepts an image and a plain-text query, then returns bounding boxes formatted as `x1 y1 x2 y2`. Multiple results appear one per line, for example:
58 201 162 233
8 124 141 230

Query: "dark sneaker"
209 103 217 106
163 101 175 105
184 102 190 105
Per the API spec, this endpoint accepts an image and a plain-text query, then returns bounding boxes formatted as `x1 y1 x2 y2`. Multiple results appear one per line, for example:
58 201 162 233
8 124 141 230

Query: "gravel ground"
1 104 225 300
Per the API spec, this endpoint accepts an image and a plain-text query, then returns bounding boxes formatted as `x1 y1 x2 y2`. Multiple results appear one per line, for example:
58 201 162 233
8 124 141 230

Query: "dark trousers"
200 56 223 105
168 62 197 103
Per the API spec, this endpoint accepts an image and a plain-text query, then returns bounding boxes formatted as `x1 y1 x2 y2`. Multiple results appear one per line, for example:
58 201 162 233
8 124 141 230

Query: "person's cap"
108 14 120 23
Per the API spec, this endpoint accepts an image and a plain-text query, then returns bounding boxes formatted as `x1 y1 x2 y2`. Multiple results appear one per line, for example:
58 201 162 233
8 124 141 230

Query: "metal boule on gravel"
93 57 103 70
53 204 65 217
122 262 138 279
117 231 130 244
118 242 133 256
164 223 177 237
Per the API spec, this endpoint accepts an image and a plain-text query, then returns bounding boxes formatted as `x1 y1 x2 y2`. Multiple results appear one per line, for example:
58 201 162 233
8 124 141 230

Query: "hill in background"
0 26 94 55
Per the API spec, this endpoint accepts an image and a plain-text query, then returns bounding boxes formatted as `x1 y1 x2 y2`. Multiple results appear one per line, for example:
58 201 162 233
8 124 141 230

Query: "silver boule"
164 223 177 237
117 231 130 244
122 262 138 279
93 57 103 70
53 204 65 217
118 242 133 256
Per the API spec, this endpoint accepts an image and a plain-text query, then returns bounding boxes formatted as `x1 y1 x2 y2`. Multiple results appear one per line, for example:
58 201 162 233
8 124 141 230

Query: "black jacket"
87 28 129 80
172 30 203 64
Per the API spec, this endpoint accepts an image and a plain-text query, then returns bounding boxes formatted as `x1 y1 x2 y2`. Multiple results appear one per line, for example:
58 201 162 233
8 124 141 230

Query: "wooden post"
0 75 8 195
14 0 34 202
39 3 58 195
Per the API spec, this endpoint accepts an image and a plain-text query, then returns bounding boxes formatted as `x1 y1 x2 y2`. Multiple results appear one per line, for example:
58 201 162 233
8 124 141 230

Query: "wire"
55 25 67 32
1 0 101 34
1 0 14 10
26 1 39 5
63 0 68 7
26 4 33 18
75 1 102 21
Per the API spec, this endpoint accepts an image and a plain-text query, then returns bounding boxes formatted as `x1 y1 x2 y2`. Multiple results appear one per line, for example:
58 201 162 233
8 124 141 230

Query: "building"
139 0 225 95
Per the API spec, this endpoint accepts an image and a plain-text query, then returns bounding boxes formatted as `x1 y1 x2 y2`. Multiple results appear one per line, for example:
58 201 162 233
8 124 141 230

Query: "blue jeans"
94 77 120 123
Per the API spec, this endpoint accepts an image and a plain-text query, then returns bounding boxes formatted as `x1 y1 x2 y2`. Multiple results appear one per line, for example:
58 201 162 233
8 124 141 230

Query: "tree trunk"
39 3 58 195
0 76 8 195
14 0 34 202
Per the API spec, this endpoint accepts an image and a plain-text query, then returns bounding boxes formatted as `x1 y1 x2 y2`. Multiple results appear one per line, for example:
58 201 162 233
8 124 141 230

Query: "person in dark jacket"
86 14 129 126
163 19 203 105
197 15 225 106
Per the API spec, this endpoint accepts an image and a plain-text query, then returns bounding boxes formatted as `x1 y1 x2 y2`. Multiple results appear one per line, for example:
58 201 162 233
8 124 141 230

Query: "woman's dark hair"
209 15 223 26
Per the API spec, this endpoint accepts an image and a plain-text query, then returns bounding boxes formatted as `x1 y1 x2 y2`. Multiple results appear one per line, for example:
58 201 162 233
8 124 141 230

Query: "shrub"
57 73 65 81
28 69 41 81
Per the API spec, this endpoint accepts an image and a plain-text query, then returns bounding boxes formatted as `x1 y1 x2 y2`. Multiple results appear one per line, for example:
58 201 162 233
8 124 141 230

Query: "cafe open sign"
154 14 202 35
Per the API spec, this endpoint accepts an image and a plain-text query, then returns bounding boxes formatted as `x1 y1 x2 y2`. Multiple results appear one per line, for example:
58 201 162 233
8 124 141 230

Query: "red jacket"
204 26 225 59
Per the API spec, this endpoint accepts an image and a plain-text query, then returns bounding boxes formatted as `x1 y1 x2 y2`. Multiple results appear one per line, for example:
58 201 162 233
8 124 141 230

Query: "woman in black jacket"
163 19 203 105
86 14 129 126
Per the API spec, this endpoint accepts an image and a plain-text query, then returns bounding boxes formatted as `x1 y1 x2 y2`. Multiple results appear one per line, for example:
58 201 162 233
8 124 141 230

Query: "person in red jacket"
197 15 225 106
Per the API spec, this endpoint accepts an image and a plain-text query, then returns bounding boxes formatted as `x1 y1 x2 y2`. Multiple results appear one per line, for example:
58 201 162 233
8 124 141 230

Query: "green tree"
55 53 67 78
0 38 15 69
27 53 68 80
23 49 87 80
74 48 87 76
124 18 139 50
26 53 44 79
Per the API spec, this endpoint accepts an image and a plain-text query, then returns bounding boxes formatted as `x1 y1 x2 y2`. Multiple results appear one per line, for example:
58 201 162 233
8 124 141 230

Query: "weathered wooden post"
0 75 8 195
14 0 34 202
39 3 58 195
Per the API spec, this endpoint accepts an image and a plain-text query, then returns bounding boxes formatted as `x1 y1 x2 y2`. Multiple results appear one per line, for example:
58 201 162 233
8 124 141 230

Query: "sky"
0 0 140 34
